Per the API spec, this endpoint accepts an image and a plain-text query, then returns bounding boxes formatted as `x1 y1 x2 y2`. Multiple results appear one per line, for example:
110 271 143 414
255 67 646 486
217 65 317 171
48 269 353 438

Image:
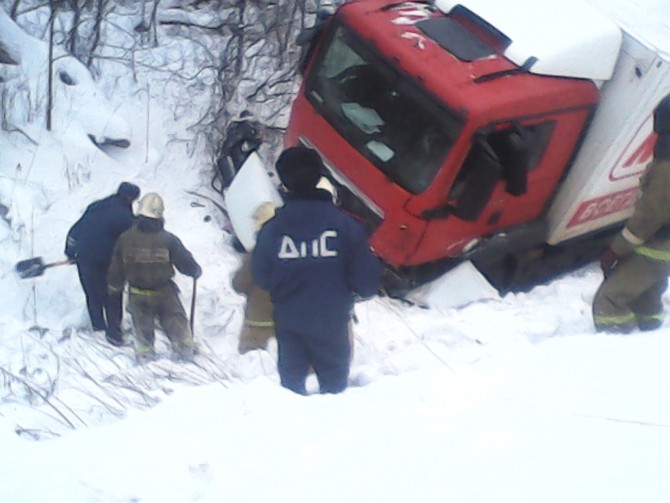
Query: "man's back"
68 194 134 264
108 217 200 291
253 190 380 335
249 145 381 394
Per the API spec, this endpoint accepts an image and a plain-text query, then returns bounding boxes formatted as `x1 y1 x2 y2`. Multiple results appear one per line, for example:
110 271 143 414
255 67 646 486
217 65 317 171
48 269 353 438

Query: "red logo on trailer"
609 116 656 181
567 188 638 227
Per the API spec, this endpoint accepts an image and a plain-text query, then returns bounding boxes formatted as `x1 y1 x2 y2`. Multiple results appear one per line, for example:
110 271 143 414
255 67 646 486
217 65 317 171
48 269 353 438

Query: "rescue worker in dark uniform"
65 181 140 346
252 146 381 394
107 193 202 362
593 94 670 333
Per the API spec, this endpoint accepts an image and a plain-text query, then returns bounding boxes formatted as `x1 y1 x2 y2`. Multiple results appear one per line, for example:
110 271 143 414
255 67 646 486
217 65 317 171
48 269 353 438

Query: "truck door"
447 120 558 229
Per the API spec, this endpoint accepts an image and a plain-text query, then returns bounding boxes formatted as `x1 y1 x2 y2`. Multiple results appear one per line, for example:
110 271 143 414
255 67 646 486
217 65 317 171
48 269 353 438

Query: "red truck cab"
285 0 601 284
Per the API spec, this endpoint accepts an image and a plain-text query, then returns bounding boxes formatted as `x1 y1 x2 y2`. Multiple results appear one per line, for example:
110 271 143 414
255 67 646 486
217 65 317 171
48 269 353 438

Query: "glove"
599 248 619 278
193 264 203 280
65 235 78 261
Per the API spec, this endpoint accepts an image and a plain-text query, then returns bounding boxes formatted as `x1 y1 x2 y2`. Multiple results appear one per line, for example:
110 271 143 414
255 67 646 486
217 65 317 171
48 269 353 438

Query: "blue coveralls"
252 189 381 394
65 194 135 339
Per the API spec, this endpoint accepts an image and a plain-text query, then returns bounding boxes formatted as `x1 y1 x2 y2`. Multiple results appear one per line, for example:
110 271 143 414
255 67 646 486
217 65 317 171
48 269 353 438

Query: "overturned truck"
225 0 670 294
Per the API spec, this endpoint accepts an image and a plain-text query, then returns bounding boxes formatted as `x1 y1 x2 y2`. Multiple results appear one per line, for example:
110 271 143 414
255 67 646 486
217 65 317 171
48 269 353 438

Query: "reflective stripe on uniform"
246 320 274 328
130 286 158 295
621 227 645 246
634 246 670 261
593 312 636 327
636 312 665 322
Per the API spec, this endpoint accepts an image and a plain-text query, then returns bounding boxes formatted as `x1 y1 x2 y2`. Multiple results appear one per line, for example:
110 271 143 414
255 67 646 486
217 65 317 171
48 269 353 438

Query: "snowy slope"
1 5 670 503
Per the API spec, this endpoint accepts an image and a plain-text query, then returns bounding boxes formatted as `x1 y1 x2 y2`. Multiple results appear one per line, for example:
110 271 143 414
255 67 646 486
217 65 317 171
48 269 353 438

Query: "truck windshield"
305 22 464 194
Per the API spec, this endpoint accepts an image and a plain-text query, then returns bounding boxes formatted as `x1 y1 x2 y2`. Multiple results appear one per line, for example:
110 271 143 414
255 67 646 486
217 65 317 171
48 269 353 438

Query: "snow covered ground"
1 6 670 503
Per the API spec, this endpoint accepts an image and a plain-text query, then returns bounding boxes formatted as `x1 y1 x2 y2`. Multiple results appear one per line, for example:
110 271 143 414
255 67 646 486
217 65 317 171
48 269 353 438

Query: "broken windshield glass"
305 21 464 194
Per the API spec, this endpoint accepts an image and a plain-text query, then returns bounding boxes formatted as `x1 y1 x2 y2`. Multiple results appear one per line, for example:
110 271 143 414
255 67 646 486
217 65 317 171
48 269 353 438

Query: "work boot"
105 333 125 347
135 346 157 364
171 347 194 363
638 318 663 332
594 322 635 334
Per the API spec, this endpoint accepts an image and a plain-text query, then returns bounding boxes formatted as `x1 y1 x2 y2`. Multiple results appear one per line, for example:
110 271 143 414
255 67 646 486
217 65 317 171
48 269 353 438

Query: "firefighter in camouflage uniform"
107 193 202 362
593 94 670 333
232 202 277 354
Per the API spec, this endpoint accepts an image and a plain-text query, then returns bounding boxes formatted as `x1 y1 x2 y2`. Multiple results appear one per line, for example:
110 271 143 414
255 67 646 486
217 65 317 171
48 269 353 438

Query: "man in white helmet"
232 202 277 354
107 193 202 362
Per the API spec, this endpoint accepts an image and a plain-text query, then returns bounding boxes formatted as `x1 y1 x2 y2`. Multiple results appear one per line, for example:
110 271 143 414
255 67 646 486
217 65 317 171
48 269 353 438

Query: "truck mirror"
451 144 502 221
497 131 529 196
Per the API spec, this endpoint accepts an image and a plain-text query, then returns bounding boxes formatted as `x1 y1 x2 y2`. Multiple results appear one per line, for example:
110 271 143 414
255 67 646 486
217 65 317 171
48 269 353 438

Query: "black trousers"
76 261 122 339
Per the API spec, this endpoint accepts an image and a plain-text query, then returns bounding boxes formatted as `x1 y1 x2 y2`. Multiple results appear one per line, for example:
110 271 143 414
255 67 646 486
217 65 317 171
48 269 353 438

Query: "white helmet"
137 193 164 219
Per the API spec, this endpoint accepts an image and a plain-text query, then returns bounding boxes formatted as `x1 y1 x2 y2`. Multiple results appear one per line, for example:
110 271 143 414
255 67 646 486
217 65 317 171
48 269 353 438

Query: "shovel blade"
15 257 47 278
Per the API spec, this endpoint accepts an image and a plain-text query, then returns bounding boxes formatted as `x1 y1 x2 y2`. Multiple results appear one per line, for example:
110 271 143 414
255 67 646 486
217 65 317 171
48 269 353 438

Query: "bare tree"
2 0 345 180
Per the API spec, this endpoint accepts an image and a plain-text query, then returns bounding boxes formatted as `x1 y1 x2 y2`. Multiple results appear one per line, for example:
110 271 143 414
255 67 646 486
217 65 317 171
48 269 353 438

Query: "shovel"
15 257 72 279
189 277 197 334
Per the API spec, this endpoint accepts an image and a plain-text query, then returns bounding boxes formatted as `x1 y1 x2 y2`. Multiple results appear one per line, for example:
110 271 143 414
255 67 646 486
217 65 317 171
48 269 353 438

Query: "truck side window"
296 10 332 74
450 122 554 200
449 122 554 221
488 129 529 196
520 121 555 172
450 142 502 221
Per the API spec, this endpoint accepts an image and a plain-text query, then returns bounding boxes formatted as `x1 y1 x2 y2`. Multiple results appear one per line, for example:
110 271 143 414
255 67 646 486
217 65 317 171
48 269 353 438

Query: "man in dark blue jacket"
65 182 140 346
252 146 381 394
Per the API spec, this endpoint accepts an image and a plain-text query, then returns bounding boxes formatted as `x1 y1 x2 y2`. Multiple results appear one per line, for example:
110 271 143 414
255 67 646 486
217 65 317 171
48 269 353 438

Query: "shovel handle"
45 259 73 269
189 278 197 335
16 258 73 279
